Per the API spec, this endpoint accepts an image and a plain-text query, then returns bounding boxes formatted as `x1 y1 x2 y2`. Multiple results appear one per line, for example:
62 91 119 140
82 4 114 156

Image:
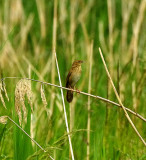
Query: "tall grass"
0 0 146 159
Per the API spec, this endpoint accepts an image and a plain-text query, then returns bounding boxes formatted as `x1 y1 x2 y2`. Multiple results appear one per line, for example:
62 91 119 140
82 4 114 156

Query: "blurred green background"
0 0 146 159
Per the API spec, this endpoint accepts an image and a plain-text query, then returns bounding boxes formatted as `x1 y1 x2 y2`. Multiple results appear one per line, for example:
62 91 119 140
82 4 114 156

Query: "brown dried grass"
15 79 33 124
0 116 8 124
0 82 9 109
40 84 47 108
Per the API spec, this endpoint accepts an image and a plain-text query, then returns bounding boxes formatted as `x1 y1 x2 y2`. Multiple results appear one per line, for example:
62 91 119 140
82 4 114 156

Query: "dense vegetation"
0 0 146 159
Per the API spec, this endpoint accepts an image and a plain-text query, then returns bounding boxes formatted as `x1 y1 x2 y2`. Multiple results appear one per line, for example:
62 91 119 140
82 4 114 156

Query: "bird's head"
72 60 83 66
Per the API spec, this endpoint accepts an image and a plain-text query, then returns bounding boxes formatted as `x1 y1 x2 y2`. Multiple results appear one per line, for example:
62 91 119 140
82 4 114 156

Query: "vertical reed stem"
87 41 93 160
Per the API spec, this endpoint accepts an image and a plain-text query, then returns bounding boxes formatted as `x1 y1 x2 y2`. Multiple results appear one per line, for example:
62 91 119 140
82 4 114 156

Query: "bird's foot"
75 88 81 94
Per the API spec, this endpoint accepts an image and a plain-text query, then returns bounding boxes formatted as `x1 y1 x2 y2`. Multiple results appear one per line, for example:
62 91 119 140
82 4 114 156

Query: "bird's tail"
66 90 73 103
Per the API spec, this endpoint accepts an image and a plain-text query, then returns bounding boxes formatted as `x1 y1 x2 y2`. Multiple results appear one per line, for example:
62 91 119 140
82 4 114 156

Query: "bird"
66 60 83 103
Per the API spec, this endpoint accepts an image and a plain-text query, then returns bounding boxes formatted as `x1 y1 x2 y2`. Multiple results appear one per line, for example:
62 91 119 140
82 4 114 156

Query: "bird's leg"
75 87 81 94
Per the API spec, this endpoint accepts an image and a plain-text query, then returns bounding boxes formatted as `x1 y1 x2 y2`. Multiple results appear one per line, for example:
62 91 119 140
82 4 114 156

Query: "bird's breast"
69 67 81 87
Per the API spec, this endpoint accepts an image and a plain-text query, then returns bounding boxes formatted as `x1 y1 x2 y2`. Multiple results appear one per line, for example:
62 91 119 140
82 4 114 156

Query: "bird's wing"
66 70 72 88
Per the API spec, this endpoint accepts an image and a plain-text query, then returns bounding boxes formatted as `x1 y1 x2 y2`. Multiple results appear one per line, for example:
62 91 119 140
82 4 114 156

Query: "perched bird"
66 60 83 103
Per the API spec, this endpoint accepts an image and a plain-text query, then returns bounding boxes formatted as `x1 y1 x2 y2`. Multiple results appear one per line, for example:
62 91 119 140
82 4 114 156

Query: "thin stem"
99 47 146 146
87 42 93 160
54 52 75 160
1 77 146 122
50 0 58 120
7 117 54 160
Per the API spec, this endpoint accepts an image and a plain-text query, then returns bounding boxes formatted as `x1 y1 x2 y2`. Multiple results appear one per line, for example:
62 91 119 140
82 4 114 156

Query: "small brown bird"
66 60 83 103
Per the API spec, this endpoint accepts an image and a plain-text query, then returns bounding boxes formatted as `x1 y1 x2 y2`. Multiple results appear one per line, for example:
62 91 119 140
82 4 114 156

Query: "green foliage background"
0 0 146 159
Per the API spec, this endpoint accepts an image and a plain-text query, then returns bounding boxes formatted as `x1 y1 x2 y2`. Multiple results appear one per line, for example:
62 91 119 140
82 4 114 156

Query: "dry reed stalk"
54 52 75 160
36 0 46 38
99 21 108 54
0 82 7 109
50 0 57 117
10 0 23 25
119 1 135 107
69 102 75 159
106 0 115 127
59 0 67 39
2 76 146 122
107 0 115 73
87 41 93 160
28 64 31 79
3 82 9 102
3 0 9 40
41 84 48 109
70 0 76 57
121 0 135 53
0 116 8 124
15 79 33 124
120 0 135 103
99 48 146 146
132 0 146 111
52 0 57 50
